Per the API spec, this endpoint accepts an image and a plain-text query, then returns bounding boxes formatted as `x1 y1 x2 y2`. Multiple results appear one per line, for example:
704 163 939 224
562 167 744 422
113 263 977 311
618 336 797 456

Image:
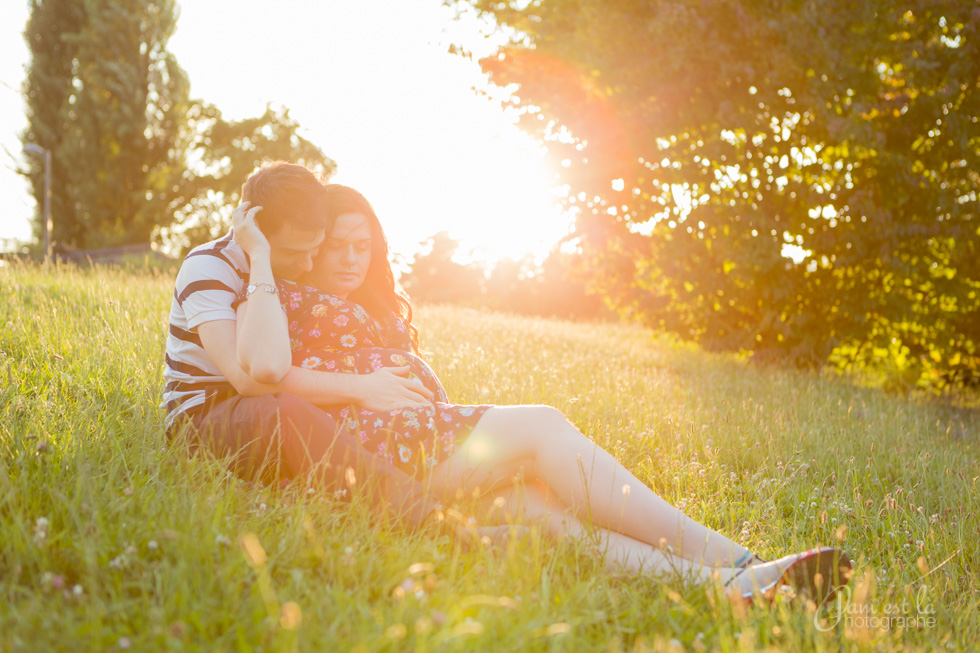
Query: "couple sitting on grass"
162 161 852 603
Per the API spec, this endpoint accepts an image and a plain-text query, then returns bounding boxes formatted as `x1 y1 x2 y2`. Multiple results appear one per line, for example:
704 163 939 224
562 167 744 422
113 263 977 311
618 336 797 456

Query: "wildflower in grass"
33 517 49 543
215 534 232 548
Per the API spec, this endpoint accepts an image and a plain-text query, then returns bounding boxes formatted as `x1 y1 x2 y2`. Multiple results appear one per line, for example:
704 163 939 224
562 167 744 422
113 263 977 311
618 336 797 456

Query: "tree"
401 232 486 304
156 103 335 254
460 0 980 388
21 0 86 248
21 0 334 252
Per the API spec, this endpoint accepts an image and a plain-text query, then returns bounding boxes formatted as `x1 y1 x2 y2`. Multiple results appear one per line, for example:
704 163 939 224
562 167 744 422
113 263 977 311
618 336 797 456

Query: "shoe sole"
779 547 853 603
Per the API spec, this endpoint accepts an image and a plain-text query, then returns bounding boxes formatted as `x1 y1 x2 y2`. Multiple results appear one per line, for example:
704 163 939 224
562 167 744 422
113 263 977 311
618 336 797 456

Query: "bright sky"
0 0 570 264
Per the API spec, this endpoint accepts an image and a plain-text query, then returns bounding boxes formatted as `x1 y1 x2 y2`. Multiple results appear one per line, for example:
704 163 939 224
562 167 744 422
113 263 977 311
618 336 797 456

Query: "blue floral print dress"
277 280 490 477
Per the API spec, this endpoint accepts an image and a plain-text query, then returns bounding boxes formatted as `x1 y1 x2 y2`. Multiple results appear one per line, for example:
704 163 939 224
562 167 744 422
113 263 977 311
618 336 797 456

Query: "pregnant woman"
232 183 852 603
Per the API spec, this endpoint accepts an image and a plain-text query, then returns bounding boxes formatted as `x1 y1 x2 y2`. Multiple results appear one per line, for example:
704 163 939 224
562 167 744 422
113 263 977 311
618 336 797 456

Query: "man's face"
301 212 372 298
266 225 325 280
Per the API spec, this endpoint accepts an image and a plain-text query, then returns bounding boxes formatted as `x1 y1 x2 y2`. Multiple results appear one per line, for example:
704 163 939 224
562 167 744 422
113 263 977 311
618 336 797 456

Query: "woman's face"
307 212 372 298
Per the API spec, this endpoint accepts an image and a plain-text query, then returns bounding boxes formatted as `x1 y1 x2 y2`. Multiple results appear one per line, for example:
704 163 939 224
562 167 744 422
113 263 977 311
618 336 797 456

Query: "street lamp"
24 143 52 259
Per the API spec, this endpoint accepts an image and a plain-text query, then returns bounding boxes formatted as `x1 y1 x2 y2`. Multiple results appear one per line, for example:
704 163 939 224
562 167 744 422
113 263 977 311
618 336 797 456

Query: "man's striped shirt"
162 232 248 425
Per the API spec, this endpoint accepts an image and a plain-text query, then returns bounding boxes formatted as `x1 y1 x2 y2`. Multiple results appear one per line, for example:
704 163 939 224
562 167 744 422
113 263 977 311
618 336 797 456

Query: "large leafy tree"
21 0 86 248
461 0 980 388
22 0 333 252
156 103 335 254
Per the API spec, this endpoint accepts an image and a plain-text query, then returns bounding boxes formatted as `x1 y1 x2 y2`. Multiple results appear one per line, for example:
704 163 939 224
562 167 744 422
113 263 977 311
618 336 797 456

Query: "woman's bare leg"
474 481 791 593
429 405 752 567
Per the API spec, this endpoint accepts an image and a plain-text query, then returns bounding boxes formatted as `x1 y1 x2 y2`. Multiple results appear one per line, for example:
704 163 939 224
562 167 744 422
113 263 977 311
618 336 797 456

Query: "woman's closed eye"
326 239 371 252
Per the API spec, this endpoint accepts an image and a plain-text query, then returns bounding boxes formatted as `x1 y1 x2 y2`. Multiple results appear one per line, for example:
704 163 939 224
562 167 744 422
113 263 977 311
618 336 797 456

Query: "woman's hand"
232 201 270 258
356 366 434 411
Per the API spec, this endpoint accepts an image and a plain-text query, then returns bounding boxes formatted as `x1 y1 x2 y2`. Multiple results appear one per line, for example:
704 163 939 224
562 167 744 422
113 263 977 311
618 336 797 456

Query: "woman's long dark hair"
319 184 420 353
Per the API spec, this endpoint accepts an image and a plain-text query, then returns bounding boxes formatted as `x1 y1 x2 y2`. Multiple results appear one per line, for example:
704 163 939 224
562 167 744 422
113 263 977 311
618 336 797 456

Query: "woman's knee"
480 404 576 454
517 404 573 432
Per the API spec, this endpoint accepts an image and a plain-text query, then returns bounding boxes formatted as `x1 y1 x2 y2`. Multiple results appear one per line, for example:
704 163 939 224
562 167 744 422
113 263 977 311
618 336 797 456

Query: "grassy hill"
1 261 977 651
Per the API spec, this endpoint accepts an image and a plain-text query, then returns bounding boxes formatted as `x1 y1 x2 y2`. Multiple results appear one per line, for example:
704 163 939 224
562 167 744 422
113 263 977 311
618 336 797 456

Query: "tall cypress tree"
58 0 187 247
22 0 334 252
21 0 87 248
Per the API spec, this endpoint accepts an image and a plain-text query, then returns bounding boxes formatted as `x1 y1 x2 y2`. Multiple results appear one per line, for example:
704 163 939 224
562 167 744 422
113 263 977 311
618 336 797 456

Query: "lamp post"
24 143 52 259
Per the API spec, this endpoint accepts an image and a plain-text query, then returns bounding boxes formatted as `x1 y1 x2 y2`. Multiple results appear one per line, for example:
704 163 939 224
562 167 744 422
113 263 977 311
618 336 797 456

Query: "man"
162 161 439 525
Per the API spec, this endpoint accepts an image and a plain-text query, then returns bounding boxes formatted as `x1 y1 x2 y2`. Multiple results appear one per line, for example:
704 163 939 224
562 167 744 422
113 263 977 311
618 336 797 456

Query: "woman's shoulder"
277 279 373 321
277 279 348 305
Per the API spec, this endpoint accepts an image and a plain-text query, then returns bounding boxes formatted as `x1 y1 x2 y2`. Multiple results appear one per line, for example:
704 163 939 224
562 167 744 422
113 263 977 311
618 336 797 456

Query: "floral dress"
277 280 490 477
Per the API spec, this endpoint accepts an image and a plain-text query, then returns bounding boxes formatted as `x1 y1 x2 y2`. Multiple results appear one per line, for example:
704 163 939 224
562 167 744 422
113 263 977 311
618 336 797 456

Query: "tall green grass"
1 260 977 651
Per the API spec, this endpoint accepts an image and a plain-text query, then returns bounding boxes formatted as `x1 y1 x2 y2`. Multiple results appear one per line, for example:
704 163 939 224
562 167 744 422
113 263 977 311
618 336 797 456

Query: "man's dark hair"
241 161 328 237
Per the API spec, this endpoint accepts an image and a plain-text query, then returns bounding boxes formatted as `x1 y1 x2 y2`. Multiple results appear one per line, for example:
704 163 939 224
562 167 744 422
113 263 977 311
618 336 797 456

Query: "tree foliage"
460 0 980 390
401 232 611 319
22 0 333 253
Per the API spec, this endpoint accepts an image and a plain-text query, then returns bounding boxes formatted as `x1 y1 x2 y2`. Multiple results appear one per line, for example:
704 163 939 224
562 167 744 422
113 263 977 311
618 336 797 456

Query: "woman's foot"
724 548 852 604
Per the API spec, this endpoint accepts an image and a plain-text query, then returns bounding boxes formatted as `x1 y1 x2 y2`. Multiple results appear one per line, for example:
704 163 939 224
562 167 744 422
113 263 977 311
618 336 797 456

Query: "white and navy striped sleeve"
162 234 249 425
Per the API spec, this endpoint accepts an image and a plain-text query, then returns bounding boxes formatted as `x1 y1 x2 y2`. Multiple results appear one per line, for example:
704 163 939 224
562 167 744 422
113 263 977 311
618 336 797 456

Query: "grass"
0 259 978 651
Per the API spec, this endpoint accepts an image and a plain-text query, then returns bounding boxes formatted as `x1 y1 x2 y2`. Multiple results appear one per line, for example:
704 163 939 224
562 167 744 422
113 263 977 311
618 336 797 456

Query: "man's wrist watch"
246 282 278 297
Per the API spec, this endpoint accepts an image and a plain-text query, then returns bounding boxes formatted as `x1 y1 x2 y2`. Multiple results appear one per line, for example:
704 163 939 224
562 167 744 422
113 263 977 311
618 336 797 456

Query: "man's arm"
198 320 434 410
231 201 293 383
